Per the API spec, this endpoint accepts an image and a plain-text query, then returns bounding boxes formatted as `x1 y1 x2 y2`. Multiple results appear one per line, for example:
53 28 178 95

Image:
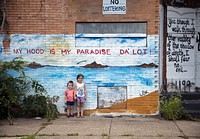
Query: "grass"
41 122 52 126
121 134 134 136
101 133 108 136
157 133 164 137
67 133 79 136
20 134 35 139
37 133 60 136
86 134 94 136
0 135 6 137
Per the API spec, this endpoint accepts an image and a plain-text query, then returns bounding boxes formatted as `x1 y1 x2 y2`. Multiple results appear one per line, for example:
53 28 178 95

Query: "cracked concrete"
0 116 200 139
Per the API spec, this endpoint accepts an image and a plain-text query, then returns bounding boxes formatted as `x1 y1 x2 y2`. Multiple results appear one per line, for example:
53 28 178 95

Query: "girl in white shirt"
74 74 86 118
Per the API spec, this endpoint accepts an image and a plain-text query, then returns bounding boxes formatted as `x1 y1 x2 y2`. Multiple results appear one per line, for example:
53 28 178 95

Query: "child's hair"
77 74 84 80
67 80 73 86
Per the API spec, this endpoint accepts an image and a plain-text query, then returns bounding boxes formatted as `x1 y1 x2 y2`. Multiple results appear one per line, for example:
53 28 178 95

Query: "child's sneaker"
66 114 70 118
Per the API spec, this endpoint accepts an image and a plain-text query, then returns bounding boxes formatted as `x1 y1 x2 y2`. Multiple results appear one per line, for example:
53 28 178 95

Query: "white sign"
102 0 126 14
166 6 196 79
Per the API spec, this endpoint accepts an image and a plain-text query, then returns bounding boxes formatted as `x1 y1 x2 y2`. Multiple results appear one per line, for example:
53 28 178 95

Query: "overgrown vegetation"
22 95 47 118
0 57 59 125
160 93 189 120
46 95 59 122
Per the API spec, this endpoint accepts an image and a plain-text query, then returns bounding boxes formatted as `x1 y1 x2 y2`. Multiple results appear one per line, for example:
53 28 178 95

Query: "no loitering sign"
102 0 126 14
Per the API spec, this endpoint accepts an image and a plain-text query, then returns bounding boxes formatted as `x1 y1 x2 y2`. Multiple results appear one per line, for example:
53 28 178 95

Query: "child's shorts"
76 97 85 103
66 101 74 106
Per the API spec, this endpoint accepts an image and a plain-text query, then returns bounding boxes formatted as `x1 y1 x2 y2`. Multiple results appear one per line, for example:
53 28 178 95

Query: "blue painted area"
24 66 156 96
32 35 42 40
121 37 145 41
22 65 158 112
76 36 147 47
75 34 84 38
88 37 101 41
50 73 65 78
18 38 25 43
13 34 20 37
0 47 2 54
136 75 153 86
120 39 127 43
0 34 4 42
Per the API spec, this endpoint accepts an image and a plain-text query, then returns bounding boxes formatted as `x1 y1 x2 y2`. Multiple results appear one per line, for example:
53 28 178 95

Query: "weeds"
67 133 79 136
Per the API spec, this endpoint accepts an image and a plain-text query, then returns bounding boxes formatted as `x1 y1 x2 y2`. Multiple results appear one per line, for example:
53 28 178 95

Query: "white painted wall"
195 8 200 89
166 6 200 92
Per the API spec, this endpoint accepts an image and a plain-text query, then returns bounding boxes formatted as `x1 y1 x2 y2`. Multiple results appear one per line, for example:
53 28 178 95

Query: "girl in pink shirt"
64 81 75 117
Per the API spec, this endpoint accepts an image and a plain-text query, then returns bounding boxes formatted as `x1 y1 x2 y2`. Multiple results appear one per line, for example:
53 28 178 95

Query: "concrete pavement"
0 116 200 139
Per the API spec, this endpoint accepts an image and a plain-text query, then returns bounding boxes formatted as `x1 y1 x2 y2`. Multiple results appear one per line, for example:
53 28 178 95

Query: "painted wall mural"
0 33 159 115
167 6 196 92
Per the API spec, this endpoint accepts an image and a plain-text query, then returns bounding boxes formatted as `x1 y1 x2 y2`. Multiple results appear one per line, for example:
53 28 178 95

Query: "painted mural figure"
64 81 75 118
74 74 86 118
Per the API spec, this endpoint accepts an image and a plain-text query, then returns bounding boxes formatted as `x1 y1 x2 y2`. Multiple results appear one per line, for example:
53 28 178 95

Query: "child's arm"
74 90 76 100
74 83 77 99
84 83 86 99
64 91 67 103
64 95 67 103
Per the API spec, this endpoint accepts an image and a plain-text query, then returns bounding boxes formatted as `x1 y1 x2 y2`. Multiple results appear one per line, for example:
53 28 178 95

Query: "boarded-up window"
97 86 127 109
75 22 147 47
76 22 146 34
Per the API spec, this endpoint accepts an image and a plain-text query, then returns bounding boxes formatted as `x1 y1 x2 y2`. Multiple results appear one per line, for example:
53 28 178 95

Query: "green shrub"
22 95 47 117
0 57 59 124
160 95 182 120
46 95 59 122
0 57 27 124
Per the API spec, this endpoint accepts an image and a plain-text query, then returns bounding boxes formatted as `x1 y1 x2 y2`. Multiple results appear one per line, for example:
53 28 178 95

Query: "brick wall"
2 0 159 34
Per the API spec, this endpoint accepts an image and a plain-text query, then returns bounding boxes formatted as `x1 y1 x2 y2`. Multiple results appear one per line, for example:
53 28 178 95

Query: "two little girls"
64 74 86 118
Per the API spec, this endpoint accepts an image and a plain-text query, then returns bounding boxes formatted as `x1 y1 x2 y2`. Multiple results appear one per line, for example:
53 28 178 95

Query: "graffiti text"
167 18 195 73
120 49 149 55
77 49 111 55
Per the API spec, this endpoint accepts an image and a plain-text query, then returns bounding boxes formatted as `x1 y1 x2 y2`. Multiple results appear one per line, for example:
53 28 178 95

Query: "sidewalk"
0 116 200 139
